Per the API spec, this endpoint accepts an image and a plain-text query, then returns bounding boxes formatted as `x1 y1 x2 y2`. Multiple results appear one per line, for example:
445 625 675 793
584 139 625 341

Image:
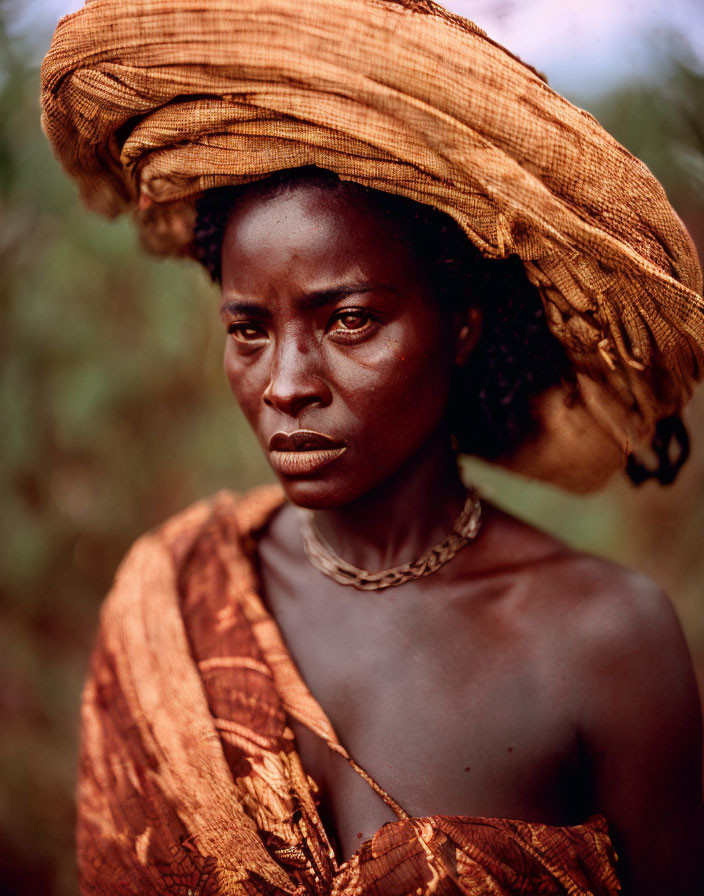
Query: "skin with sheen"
218 179 704 896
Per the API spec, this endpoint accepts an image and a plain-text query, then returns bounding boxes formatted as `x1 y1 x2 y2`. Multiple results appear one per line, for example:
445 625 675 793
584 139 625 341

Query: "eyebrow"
219 282 397 316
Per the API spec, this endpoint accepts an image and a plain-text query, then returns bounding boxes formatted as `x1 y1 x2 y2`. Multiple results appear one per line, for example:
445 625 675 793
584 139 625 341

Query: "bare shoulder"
473 505 704 894
547 546 702 746
520 534 704 896
476 502 701 716
537 541 693 689
480 502 689 659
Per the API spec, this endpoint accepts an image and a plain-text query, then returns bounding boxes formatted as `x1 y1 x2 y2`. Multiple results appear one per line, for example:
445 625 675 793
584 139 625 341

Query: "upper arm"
576 572 704 896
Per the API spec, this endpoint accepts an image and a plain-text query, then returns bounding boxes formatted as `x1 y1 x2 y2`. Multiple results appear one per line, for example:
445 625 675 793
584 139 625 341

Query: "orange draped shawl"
77 486 621 895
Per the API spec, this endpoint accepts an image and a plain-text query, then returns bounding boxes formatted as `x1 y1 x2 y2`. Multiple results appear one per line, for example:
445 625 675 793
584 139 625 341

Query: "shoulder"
110 489 237 581
478 502 679 631
101 485 283 615
521 544 704 895
532 544 694 698
504 520 704 771
475 504 698 702
563 557 701 746
122 483 285 566
94 485 286 653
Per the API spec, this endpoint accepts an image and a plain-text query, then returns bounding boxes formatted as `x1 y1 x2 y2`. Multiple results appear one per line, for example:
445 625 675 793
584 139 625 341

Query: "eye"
327 309 377 340
227 322 268 344
335 311 368 330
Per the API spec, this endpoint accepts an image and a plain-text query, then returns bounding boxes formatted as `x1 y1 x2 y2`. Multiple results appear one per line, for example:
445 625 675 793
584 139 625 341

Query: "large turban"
40 0 704 491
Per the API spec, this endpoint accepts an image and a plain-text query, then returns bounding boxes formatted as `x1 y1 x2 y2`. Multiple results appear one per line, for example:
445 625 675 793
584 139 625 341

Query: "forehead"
220 182 425 293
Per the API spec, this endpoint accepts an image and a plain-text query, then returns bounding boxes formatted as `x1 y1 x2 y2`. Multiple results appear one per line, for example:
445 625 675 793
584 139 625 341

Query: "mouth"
268 430 347 476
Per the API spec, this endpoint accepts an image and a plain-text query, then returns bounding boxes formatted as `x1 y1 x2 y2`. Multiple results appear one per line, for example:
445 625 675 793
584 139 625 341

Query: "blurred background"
1 0 703 892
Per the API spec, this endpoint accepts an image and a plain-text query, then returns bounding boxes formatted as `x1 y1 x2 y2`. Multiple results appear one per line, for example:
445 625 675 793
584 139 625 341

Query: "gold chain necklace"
297 488 481 591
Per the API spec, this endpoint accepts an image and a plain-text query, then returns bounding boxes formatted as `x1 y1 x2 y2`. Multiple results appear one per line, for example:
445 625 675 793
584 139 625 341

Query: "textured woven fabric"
40 0 704 490
77 486 622 895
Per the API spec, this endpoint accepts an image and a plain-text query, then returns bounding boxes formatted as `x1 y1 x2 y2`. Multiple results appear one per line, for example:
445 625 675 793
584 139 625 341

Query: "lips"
269 430 344 451
268 430 347 475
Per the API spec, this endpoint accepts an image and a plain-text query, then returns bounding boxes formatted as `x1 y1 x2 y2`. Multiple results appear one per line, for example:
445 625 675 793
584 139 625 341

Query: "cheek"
337 323 455 433
223 344 265 427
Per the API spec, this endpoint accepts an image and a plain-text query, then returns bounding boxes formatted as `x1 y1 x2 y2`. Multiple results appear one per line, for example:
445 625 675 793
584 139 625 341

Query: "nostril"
262 373 331 417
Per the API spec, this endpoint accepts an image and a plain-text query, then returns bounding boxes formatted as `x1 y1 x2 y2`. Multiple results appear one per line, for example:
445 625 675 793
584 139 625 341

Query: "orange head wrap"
40 0 704 491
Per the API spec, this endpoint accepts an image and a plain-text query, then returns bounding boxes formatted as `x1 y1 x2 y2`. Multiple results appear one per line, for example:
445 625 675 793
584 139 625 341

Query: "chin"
276 475 368 510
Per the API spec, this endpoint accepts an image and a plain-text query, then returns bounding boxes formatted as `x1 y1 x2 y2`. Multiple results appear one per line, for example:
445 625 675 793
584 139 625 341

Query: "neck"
308 431 468 572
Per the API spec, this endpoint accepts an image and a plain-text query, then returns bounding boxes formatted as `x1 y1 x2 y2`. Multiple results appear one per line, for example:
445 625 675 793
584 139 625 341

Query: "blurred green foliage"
1 9 703 895
0 12 272 892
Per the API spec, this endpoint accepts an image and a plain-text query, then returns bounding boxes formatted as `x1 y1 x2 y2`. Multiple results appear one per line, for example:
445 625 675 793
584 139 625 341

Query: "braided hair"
193 167 572 460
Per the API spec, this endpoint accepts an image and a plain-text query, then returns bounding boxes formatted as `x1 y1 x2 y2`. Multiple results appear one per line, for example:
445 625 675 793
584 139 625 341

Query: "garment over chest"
76 486 621 896
178 488 619 895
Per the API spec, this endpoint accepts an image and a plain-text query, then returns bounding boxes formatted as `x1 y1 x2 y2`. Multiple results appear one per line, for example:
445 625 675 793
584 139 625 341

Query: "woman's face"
219 181 470 509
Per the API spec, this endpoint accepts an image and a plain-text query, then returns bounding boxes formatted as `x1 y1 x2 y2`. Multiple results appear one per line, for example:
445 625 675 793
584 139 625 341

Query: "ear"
453 305 482 366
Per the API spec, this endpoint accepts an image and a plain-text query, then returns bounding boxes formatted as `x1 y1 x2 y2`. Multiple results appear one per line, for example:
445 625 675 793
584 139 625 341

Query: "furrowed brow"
219 300 266 316
297 283 396 311
219 283 396 316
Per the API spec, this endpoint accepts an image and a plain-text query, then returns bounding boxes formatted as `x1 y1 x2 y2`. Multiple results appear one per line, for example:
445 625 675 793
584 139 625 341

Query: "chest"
257 554 585 862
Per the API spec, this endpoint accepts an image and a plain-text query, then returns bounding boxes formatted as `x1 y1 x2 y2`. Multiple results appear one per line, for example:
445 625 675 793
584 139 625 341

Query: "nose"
262 333 332 418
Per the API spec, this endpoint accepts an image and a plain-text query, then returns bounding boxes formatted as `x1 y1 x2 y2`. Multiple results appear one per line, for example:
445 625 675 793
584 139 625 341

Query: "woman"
41 1 704 894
